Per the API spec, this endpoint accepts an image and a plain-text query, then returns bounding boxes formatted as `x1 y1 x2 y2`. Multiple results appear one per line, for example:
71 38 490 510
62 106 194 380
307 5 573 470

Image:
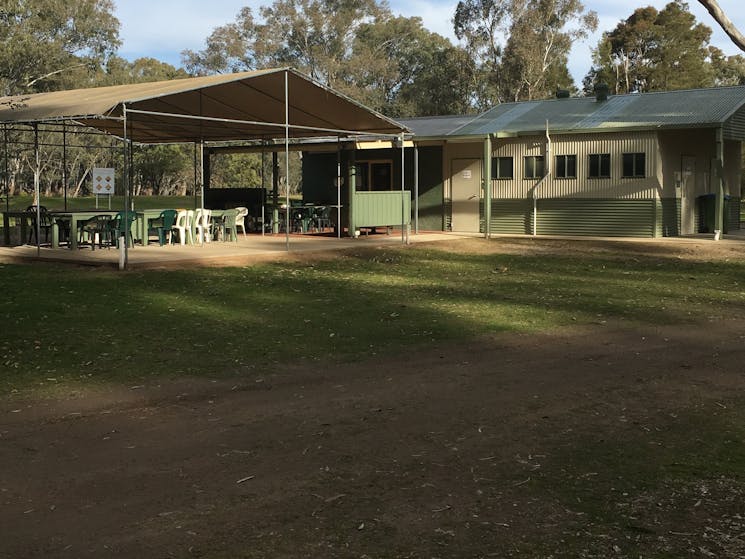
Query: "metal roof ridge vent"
594 83 610 102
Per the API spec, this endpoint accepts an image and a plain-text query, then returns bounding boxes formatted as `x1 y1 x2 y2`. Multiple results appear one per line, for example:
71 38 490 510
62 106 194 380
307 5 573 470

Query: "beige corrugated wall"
490 131 661 200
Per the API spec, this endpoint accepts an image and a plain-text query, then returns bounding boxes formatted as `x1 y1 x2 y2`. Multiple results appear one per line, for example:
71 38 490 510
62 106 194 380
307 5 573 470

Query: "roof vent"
555 89 570 99
594 83 610 102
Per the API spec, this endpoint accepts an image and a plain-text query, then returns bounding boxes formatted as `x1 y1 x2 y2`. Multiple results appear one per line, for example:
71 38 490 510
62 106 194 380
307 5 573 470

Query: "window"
491 156 513 179
355 160 392 191
555 154 577 178
524 156 545 179
588 154 611 178
622 152 646 178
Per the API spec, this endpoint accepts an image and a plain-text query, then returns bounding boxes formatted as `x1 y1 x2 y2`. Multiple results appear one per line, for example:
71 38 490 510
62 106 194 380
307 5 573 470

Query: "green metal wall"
658 198 680 237
413 146 444 231
352 191 411 229
728 197 742 230
488 200 532 234
484 199 660 237
533 199 656 237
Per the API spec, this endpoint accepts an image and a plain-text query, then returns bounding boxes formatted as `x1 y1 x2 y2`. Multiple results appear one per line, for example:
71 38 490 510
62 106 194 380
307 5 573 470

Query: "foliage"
183 0 474 118
1 242 743 392
582 0 741 94
0 0 121 95
454 0 597 106
96 56 191 86
346 15 476 117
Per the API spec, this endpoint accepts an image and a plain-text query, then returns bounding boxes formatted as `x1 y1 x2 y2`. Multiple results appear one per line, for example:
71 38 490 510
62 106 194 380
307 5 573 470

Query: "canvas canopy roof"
0 68 407 143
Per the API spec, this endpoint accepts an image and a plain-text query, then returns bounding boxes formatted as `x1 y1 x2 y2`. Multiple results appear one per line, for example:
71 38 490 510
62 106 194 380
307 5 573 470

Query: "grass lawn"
1 241 743 393
2 239 745 557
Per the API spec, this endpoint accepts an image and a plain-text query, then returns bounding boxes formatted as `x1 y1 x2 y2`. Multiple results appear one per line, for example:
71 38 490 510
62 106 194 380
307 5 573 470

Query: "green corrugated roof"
450 86 745 136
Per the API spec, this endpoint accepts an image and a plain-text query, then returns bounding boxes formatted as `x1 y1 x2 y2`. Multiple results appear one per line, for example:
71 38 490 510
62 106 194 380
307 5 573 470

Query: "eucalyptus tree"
584 1 717 94
454 0 597 106
0 0 120 95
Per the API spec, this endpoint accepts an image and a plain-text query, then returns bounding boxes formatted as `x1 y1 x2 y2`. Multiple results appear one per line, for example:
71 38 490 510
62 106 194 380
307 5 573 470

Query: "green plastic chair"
221 209 238 242
109 211 137 248
150 209 177 246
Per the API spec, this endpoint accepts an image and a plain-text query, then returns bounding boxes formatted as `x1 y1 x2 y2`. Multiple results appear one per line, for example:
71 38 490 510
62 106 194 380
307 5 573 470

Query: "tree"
184 0 476 117
453 0 597 106
585 0 745 93
499 0 596 101
346 15 476 117
97 56 190 86
584 1 714 94
708 46 745 85
0 0 120 95
183 0 387 85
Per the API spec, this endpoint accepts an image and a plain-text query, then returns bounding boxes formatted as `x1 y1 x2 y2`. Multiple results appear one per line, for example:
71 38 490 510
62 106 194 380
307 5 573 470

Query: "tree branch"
25 63 88 88
697 0 745 52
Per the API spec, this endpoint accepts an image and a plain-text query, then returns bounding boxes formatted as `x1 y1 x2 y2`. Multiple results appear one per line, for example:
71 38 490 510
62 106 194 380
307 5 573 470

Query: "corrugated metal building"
303 86 745 237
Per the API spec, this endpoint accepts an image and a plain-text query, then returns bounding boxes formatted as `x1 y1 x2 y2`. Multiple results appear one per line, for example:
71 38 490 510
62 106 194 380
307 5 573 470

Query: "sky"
113 0 745 85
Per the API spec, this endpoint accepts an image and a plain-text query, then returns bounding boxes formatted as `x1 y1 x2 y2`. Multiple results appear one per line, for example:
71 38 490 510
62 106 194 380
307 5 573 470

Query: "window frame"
523 155 545 179
554 154 577 179
622 152 646 178
491 156 514 180
354 159 393 191
588 153 611 179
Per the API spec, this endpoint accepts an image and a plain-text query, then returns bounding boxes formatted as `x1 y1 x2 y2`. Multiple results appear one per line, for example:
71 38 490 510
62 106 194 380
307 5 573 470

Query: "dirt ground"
2 236 745 558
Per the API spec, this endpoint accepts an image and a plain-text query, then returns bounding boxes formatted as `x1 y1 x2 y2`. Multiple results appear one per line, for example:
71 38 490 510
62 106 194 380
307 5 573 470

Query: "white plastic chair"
195 208 212 244
171 210 189 246
234 206 248 237
184 210 195 245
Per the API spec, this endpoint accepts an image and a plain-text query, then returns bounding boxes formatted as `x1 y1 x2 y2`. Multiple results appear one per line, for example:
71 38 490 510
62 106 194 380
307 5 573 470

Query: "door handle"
468 195 477 200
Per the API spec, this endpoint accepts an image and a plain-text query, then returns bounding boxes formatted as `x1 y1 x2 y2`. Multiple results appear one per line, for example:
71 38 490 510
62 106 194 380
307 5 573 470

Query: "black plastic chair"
25 205 52 245
79 215 112 250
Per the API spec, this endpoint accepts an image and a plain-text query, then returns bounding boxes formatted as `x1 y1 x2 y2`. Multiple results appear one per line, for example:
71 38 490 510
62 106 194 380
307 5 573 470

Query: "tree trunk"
698 0 745 52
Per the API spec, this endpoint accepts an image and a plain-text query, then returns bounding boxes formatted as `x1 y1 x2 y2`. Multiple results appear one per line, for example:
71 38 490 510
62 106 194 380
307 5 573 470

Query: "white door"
680 156 696 235
451 158 482 232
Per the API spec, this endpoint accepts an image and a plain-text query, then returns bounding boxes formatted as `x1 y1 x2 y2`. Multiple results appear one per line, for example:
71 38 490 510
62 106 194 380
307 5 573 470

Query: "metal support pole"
483 135 492 239
193 142 199 209
714 127 725 240
199 141 205 244
400 133 406 244
3 124 9 216
336 139 341 239
272 151 279 234
284 70 290 251
123 104 130 269
62 124 68 211
414 143 419 235
33 123 40 255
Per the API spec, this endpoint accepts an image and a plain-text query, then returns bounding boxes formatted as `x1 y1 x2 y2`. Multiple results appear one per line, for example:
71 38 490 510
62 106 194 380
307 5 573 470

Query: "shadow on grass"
0 243 743 390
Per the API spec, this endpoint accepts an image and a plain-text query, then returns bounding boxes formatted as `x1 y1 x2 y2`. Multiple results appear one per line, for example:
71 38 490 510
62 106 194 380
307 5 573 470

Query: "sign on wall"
92 168 115 195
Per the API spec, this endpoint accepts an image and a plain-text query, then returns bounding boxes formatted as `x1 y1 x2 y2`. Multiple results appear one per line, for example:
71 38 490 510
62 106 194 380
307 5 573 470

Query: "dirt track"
2 314 745 558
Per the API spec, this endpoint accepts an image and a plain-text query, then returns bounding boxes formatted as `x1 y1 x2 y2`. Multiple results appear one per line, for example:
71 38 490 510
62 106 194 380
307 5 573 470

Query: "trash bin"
697 194 715 233
697 193 729 234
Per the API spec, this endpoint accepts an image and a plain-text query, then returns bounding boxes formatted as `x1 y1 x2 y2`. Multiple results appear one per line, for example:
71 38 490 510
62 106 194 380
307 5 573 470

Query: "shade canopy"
0 68 407 143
